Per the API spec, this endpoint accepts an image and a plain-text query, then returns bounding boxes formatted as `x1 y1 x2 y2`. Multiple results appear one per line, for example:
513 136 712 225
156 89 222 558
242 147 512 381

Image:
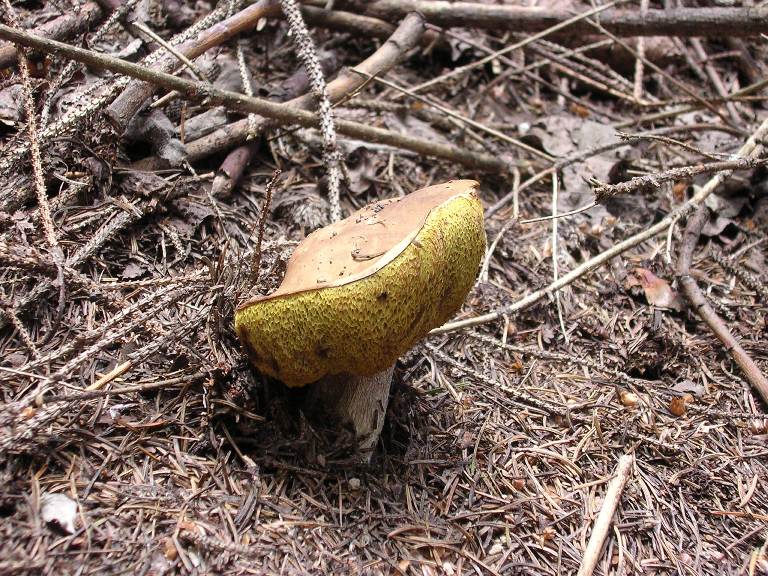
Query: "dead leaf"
673 180 690 202
672 380 706 397
168 197 216 237
0 84 23 126
164 537 178 560
568 102 591 118
669 394 694 416
626 268 683 311
384 112 450 146
122 262 145 280
40 493 77 534
118 171 168 198
540 526 556 542
533 115 618 223
125 109 186 167
618 389 639 407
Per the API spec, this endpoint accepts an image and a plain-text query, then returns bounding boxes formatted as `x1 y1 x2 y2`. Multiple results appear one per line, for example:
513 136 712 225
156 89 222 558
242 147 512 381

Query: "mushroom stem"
307 365 395 461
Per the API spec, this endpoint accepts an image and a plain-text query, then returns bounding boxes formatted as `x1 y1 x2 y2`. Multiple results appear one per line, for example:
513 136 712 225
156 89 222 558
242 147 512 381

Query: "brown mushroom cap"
235 179 486 387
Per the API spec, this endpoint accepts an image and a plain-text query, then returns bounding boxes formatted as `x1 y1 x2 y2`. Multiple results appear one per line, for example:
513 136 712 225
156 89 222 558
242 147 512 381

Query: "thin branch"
486 123 748 218
577 454 635 576
346 0 768 37
388 1 619 98
185 12 427 160
432 117 768 335
40 0 140 128
1 301 40 360
0 1 105 69
632 0 648 102
351 70 551 162
676 207 768 406
249 170 280 286
592 157 767 204
280 0 342 221
105 0 279 130
133 21 207 80
551 173 569 344
0 1 235 212
2 3 59 251
583 15 732 125
690 38 740 124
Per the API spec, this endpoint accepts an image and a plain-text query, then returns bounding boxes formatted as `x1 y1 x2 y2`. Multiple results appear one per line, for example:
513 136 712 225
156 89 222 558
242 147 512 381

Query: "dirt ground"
1 1 767 574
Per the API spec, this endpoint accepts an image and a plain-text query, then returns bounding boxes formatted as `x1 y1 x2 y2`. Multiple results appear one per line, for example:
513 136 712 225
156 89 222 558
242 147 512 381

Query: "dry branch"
0 1 58 251
0 1 105 69
577 454 635 576
0 18 506 174
0 208 139 330
433 117 768 334
0 241 119 308
184 12 427 160
338 0 768 37
106 0 281 131
280 0 342 221
677 207 768 406
592 157 768 204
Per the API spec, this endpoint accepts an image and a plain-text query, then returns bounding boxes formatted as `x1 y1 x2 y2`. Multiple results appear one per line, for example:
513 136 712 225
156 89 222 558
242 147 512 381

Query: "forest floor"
1 1 767 574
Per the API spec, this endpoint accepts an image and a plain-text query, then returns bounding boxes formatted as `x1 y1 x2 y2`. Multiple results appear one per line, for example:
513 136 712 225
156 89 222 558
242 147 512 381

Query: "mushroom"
235 180 486 458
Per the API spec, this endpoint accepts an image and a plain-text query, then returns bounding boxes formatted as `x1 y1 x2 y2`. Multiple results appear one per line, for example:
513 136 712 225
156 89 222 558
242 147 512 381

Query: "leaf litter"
1 1 767 575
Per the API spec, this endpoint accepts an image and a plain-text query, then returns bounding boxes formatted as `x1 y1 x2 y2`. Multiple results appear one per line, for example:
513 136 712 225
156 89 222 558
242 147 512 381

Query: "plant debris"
1 0 767 574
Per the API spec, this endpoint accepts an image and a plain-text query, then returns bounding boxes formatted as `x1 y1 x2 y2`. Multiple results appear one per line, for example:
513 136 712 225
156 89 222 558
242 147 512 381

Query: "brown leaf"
618 389 639 408
163 538 178 561
626 268 683 311
669 394 694 417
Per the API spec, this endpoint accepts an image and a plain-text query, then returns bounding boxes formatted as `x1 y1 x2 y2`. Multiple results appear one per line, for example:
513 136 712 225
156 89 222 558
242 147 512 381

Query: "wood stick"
592 157 767 204
677 207 768 406
577 454 635 576
184 12 427 161
106 0 281 130
0 1 105 69
0 19 508 173
334 0 768 37
432 117 768 334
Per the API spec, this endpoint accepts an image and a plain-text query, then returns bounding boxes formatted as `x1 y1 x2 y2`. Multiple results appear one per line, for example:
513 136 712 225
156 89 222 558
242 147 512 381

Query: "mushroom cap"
235 179 486 387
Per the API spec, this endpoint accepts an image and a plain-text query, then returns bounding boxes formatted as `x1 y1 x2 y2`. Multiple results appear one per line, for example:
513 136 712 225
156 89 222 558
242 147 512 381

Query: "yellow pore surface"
235 181 486 387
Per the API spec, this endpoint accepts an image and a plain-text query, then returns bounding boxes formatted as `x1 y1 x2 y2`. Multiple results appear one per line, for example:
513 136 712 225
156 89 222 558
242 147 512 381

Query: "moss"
235 183 486 387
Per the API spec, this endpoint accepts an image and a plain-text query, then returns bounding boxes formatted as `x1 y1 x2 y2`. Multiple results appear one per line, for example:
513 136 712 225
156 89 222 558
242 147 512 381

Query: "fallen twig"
0 1 106 69
677 207 768 406
184 13 427 160
485 123 747 218
0 2 234 212
340 0 768 37
432 117 768 334
106 0 279 131
280 0 342 221
249 170 280 286
712 250 768 304
386 1 618 99
592 157 767 204
1 1 58 251
40 0 141 128
577 454 635 576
